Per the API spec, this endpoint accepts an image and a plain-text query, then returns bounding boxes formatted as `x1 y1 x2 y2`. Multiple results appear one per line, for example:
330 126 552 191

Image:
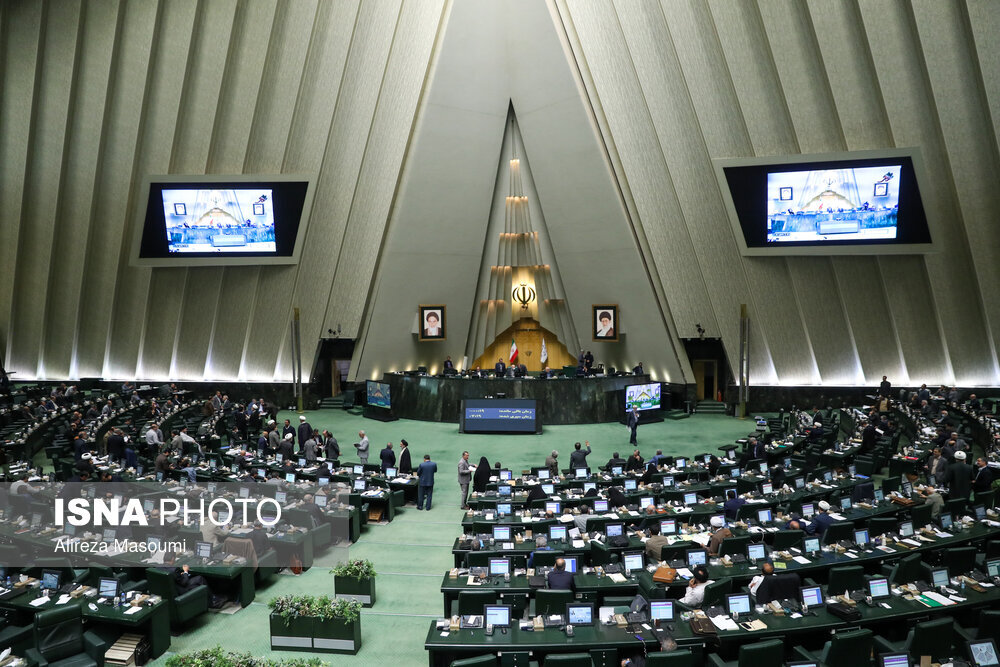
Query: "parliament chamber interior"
2 1 1000 666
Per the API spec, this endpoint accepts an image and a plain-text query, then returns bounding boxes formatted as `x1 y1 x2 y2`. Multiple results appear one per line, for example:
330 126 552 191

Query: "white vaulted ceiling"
2 0 998 387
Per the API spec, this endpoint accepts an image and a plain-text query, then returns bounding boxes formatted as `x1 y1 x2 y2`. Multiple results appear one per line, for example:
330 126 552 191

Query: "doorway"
692 359 717 401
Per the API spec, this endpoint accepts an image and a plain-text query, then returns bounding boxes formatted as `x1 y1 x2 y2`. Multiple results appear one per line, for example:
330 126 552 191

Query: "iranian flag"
540 337 548 364
508 338 518 365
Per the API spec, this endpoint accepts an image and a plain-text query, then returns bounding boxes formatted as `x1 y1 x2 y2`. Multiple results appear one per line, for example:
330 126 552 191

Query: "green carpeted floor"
148 410 757 665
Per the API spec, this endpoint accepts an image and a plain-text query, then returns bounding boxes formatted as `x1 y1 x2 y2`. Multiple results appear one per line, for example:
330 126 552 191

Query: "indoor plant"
268 595 362 654
330 559 377 606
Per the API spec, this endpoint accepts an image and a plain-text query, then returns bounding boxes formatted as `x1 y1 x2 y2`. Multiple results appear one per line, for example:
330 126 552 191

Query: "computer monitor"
549 525 567 541
497 503 512 515
868 577 890 599
854 529 870 546
659 519 676 535
315 494 328 508
489 558 510 576
899 520 914 538
940 512 953 529
901 481 913 496
275 491 287 504
542 483 555 495
156 472 164 482
987 559 1000 577
276 454 284 463
353 465 364 475
64 524 76 536
196 541 213 559
98 578 119 598
623 552 645 573
747 543 766 561
594 499 609 512
537 469 551 480
624 479 638 491
483 604 511 628
676 458 687 468
794 477 805 489
147 535 162 551
500 469 512 481
801 502 814 517
285 473 296 483
611 466 623 476
969 639 1000 667
546 502 561 515
759 462 768 473
143 499 155 512
239 487 249 499
823 471 833 482
726 593 751 616
353 479 367 491
801 585 824 607
803 536 821 553
687 549 707 568
606 523 624 538
256 468 266 478
566 603 594 626
498 485 512 496
663 476 675 487
583 482 597 494
874 489 885 502
385 467 397 478
40 570 60 591
298 457 306 467
684 492 698 505
576 468 588 479
649 600 674 621
493 525 511 541
849 464 857 476
787 662 819 667
318 477 330 487
731 468 741 478
880 653 910 667
101 527 116 541
757 509 772 524
974 505 987 521
840 497 852 510
564 557 578 574
762 482 773 495
931 568 950 588
640 497 654 509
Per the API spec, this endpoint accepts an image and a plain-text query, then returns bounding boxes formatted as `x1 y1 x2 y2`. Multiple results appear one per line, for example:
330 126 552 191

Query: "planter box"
334 575 376 607
269 614 361 654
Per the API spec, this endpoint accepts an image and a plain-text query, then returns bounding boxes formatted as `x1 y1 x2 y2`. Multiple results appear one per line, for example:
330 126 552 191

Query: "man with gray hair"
528 534 551 567
545 450 559 478
458 451 472 509
355 430 369 464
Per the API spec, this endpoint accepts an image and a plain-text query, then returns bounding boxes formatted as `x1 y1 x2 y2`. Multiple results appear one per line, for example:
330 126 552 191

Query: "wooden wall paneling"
8 0 82 378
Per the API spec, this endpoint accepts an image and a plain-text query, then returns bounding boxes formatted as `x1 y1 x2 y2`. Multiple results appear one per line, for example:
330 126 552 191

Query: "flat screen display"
493 526 511 541
970 639 1000 666
461 399 539 434
623 553 644 573
801 585 823 607
594 499 609 512
625 383 661 411
484 605 511 627
489 558 510 576
366 381 391 409
134 175 314 266
650 600 674 621
717 150 932 256
606 523 624 537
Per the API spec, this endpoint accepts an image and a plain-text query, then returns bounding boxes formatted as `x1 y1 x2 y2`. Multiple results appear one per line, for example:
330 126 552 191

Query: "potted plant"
330 559 377 606
268 595 362 654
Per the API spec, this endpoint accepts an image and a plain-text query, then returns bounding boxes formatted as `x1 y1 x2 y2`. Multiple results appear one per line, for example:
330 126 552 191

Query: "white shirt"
680 579 713 607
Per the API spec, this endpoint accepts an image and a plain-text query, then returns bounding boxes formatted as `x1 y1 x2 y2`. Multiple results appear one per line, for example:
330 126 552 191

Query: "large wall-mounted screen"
625 383 661 412
716 149 932 256
366 381 391 409
461 399 540 434
132 175 315 267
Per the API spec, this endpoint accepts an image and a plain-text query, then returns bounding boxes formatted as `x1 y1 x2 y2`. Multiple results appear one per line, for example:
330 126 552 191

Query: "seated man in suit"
527 535 552 567
723 490 746 520
547 558 575 591
174 564 208 594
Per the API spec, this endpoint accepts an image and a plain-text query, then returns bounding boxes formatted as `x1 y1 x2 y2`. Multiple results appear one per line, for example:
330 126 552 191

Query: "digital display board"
366 380 391 409
461 399 539 434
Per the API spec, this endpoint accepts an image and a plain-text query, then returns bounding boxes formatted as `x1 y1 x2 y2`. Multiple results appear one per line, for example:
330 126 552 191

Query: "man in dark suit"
927 447 949 486
946 451 973 501
744 436 765 463
379 442 396 474
106 428 125 463
724 490 746 520
443 356 455 372
973 457 994 494
627 406 640 444
398 439 413 475
860 420 877 455
605 452 627 472
569 441 591 469
879 375 891 398
417 454 436 510
282 419 296 446
811 501 835 536
494 358 505 376
174 564 208 594
297 416 312 448
547 558 575 591
249 521 270 557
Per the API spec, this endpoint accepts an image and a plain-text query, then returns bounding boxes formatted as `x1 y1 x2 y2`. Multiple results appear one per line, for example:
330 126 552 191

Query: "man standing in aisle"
417 454 437 510
297 415 312 452
355 430 369 464
458 451 473 509
628 405 640 445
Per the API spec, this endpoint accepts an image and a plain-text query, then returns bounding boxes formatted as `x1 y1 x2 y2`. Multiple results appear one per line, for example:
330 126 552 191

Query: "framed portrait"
873 182 888 197
779 186 793 201
592 304 619 341
418 305 446 341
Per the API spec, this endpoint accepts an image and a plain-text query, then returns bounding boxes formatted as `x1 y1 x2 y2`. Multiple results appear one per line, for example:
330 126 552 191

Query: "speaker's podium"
364 404 398 422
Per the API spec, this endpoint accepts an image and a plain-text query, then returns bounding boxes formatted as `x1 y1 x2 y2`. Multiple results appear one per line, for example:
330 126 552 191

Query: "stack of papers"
710 615 739 631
